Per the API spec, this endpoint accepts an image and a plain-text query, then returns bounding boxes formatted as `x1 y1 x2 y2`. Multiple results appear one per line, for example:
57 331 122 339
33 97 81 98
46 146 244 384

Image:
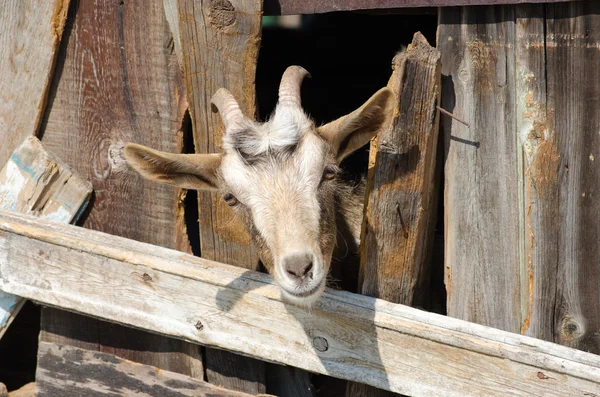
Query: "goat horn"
211 88 245 131
278 66 310 108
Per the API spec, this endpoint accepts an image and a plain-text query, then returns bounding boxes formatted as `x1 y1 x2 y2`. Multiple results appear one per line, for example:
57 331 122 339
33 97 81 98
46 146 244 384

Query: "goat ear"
318 87 394 163
123 143 221 191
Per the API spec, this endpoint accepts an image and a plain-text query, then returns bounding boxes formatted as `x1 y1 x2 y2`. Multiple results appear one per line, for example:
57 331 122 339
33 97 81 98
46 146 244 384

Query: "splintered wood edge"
0 136 92 339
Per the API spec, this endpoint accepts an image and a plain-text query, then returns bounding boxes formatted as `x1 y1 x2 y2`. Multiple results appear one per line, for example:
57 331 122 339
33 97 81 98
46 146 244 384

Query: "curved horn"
211 88 245 131
278 66 310 108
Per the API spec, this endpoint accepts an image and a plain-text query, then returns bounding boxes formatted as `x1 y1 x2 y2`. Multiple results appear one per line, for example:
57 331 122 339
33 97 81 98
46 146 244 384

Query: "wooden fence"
1 210 599 396
0 0 598 396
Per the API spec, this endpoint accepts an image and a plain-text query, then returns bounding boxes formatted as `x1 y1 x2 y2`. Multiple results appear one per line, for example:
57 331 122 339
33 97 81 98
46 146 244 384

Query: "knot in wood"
312 336 328 352
559 316 584 341
209 0 236 28
141 273 152 282
195 320 204 331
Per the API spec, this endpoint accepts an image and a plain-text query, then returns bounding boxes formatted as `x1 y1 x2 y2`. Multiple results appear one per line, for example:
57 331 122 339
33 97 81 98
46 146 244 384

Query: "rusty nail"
437 105 470 127
396 202 409 239
142 273 152 282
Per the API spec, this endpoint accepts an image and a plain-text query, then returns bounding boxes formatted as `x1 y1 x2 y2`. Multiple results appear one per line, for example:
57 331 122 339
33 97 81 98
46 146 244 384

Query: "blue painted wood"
0 137 92 339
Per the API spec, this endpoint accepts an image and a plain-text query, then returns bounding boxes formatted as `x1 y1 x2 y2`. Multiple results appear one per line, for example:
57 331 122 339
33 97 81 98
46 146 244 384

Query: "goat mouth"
284 281 323 298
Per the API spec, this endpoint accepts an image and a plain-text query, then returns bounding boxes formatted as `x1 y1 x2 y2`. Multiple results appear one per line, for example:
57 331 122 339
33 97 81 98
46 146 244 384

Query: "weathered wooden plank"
545 2 600 354
349 33 441 397
38 0 202 377
0 211 599 397
263 0 581 16
441 1 600 356
35 342 262 397
0 137 92 339
515 4 557 342
0 0 70 168
360 33 441 306
175 0 269 393
0 137 92 222
439 5 522 332
163 0 183 66
176 0 262 278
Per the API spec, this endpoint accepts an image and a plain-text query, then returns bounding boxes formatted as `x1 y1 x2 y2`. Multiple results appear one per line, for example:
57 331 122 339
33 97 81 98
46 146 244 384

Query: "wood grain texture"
163 0 183 66
439 6 522 332
0 211 599 397
38 0 202 377
545 1 600 354
0 137 91 340
176 0 269 393
441 2 600 356
35 342 261 397
350 33 441 397
0 0 70 168
515 4 557 343
263 0 581 16
359 32 441 306
177 0 261 269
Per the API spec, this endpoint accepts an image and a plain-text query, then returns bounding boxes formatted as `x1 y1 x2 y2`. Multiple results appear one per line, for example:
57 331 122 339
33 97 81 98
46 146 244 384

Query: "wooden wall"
439 2 600 354
1 0 599 395
38 0 203 378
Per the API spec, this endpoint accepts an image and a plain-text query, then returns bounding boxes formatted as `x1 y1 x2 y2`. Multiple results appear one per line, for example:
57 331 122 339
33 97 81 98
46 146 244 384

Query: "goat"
124 66 394 305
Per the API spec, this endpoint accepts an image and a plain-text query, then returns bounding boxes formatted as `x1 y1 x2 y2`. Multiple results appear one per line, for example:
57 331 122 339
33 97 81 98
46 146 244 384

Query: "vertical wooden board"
0 0 70 168
176 0 271 394
0 136 92 339
515 5 559 342
359 33 441 306
163 0 183 66
38 0 203 377
546 2 600 354
178 0 261 270
349 33 441 397
439 6 521 332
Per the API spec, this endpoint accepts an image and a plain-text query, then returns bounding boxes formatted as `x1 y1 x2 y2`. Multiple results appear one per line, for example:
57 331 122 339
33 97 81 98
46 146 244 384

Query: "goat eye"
223 193 238 206
322 166 338 181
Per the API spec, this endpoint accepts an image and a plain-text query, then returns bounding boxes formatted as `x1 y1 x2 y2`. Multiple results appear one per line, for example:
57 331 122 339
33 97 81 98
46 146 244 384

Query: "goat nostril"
303 262 313 277
284 254 315 281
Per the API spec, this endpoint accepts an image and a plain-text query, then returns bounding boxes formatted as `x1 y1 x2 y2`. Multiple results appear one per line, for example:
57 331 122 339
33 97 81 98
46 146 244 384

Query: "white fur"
220 111 329 301
222 107 312 156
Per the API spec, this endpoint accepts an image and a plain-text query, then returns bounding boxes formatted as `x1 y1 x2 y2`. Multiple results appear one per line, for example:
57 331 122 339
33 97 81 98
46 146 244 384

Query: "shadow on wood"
0 210 598 396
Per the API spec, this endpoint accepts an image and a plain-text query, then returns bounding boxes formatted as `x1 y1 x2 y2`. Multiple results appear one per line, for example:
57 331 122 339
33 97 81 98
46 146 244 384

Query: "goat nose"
283 253 313 280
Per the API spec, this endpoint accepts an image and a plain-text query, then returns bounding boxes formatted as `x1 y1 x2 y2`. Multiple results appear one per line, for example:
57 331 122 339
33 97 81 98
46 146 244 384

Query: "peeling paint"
0 160 28 211
0 291 20 326
43 205 72 222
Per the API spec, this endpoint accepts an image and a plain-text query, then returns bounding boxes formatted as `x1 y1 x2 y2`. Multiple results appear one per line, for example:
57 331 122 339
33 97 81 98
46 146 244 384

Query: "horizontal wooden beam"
0 210 598 396
36 341 268 397
263 0 580 15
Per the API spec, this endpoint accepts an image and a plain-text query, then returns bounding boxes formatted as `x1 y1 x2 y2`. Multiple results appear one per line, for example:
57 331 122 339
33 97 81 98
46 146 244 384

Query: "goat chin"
280 282 326 308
